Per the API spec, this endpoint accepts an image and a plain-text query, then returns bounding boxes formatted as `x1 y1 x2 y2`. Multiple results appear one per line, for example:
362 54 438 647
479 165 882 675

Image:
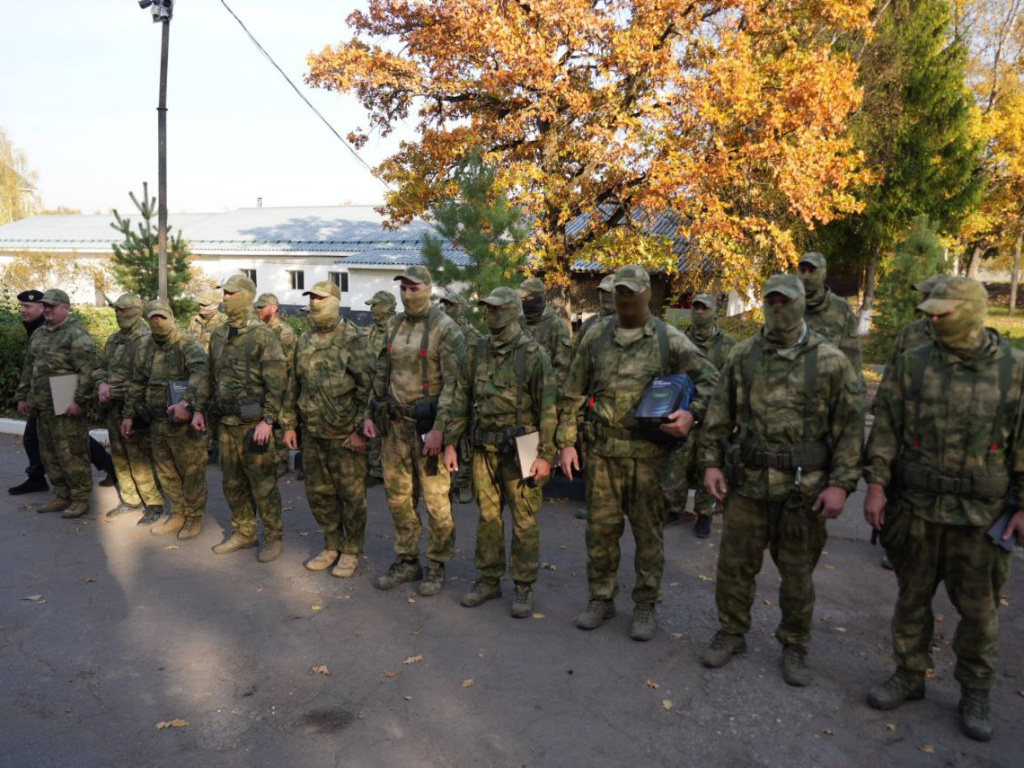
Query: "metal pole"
157 17 170 301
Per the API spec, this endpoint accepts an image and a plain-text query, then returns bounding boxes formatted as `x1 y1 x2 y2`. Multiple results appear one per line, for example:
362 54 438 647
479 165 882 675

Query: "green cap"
254 293 279 308
394 265 432 285
692 293 716 310
41 288 70 306
518 277 546 298
197 289 221 307
144 299 174 319
612 265 651 292
111 293 143 310
798 252 827 270
597 274 615 293
912 274 948 294
365 290 397 308
440 290 468 307
219 274 257 293
917 276 988 315
763 273 806 300
302 281 341 300
479 286 520 307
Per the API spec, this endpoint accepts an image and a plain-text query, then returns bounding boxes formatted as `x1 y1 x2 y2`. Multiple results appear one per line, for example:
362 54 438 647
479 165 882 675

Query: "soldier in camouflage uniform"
95 293 164 525
572 274 616 356
282 281 372 578
881 275 948 381
557 265 719 640
797 252 863 381
122 300 209 540
188 289 227 352
364 290 397 485
193 274 288 563
15 289 98 519
519 277 572 380
363 265 466 596
698 274 864 686
440 290 484 505
256 293 297 473
443 286 557 617
863 277 1024 742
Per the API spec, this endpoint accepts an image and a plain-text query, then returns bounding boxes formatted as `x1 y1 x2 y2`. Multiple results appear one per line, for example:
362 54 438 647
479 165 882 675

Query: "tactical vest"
470 336 531 447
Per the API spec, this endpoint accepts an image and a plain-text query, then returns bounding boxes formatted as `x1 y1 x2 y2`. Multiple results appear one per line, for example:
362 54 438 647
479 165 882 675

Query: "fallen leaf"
256 588 263 593
918 745 935 754
824 564 836 571
384 671 396 678
343 594 351 600
23 595 44 602
83 578 96 583
698 575 713 582
155 719 189 730
661 699 673 711
309 665 331 675
763 599 773 606
299 531 309 537
669 582 679 587
163 545 179 551
644 679 660 690
935 614 944 623
477 652 485 658
886 723 897 732
834 627 847 634
541 562 557 571
311 605 323 611
402 655 423 665
822 728 834 736
532 612 546 619
411 629 422 635
558 545 567 550
999 597 1009 608
404 695 413 701
462 679 474 688
407 597 416 604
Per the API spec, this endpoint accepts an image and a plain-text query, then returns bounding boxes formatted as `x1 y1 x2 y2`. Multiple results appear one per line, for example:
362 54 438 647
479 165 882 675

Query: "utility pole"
139 0 174 300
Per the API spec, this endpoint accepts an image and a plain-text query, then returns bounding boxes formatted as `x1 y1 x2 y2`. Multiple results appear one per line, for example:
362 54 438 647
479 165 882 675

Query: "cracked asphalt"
0 435 1021 767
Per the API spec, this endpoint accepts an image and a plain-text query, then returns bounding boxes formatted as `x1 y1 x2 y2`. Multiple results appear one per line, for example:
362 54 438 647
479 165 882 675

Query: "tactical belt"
896 459 1009 501
589 422 649 443
740 441 830 471
472 425 533 447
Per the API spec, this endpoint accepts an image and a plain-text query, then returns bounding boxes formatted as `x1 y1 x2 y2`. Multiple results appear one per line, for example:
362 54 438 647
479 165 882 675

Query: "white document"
49 374 79 416
515 430 540 480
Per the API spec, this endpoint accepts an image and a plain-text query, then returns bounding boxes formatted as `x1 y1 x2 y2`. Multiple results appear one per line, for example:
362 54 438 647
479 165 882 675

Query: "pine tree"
109 182 195 315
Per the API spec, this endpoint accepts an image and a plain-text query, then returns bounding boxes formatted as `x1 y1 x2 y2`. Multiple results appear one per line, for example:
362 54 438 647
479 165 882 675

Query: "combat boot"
106 501 144 518
61 501 90 519
177 516 203 540
959 688 992 742
576 599 616 630
511 584 533 619
9 476 48 495
331 553 360 579
630 603 657 641
700 631 747 668
151 513 186 536
212 532 258 554
38 497 71 514
782 644 813 687
373 559 423 590
418 562 446 597
461 579 502 608
574 506 589 520
137 505 163 526
257 538 283 563
305 549 339 571
867 668 926 710
694 515 712 538
98 472 117 487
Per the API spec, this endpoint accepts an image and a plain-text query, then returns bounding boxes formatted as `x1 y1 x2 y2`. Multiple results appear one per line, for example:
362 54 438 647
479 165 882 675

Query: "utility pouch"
133 402 154 430
238 400 263 423
721 438 744 487
246 428 269 454
879 499 913 562
414 396 440 436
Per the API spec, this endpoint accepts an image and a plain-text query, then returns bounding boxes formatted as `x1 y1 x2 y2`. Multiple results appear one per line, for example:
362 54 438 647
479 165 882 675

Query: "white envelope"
49 374 79 415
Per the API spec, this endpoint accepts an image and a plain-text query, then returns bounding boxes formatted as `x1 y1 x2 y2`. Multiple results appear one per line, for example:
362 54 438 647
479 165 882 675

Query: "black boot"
98 473 117 488
9 476 49 496
137 505 164 526
106 501 144 518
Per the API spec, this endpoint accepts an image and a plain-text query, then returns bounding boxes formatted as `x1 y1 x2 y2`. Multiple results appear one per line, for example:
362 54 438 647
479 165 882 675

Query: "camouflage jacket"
684 324 737 372
123 327 208 419
698 328 865 502
556 316 720 459
525 307 572 381
93 319 151 402
196 315 286 426
367 306 466 433
188 311 227 352
16 317 98 411
265 316 297 366
805 288 863 381
366 321 390 361
864 330 1024 526
281 318 372 438
882 316 934 381
454 316 485 348
572 309 614 359
445 328 558 462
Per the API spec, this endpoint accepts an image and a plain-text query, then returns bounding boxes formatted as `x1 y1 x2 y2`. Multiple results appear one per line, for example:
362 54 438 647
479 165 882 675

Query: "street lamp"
138 0 174 300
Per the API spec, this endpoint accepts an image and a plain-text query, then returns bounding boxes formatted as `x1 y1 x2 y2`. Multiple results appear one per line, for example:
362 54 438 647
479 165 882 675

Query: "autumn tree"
0 126 40 225
307 0 874 296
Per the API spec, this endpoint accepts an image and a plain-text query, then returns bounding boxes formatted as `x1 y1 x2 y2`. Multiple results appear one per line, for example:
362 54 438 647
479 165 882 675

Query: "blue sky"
1 1 408 214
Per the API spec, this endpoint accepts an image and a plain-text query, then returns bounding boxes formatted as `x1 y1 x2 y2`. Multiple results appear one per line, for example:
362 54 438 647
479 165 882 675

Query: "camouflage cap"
597 274 615 293
365 289 397 308
393 265 432 285
440 290 468 307
197 288 222 307
303 281 341 300
16 289 44 303
763 273 806 300
478 286 520 307
692 293 716 311
41 288 70 306
254 293 279 308
798 252 827 270
218 274 257 293
918 276 988 315
518 277 546 298
912 274 949 294
612 265 651 292
144 299 174 319
111 293 143 310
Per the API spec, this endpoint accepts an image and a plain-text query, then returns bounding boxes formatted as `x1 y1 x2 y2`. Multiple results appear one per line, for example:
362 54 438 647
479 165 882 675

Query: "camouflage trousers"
715 492 827 646
218 423 283 540
302 430 368 555
35 408 92 503
662 431 715 517
452 437 475 498
472 449 541 585
367 436 383 480
585 452 665 604
106 408 162 507
274 427 289 469
381 417 455 563
151 419 207 518
890 513 1012 690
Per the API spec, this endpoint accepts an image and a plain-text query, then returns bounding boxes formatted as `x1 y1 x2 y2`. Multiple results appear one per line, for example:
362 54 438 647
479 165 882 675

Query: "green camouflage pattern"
804 288 863 381
524 307 572 381
472 451 542 585
151 419 208 518
301 431 368 554
218 421 283 540
93 318 151 401
684 324 737 370
35 410 92 502
366 310 394 479
882 316 935 381
16 316 97 411
188 311 227 353
265 315 297 365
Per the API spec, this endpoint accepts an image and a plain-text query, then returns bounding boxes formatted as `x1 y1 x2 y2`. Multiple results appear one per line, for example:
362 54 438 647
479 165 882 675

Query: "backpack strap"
586 318 618 412
988 347 1016 465
515 342 528 426
654 318 670 375
803 343 818 443
737 334 764 444
383 311 409 395
908 344 933 451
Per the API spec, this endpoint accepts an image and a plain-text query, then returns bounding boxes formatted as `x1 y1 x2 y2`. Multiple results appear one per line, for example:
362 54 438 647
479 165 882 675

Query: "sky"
0 0 409 215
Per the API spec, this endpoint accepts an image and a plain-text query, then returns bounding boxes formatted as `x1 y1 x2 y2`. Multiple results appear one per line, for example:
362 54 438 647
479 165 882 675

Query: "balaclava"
310 295 341 332
224 289 254 327
762 274 807 349
401 283 432 318
798 252 827 307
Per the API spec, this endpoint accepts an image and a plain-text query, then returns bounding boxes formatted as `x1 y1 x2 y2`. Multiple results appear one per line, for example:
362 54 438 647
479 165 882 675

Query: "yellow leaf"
83 578 96 583
886 723 897 732
834 627 847 633
661 700 673 711
404 695 413 701
644 679 660 690
824 564 836 571
822 728 834 736
407 597 416 604
698 575 713 582
384 672 396 678
532 613 546 619
23 595 44 602
163 545 179 551
462 679 475 688
918 745 935 754
311 605 323 611
309 665 331 675
403 655 423 665
155 719 189 730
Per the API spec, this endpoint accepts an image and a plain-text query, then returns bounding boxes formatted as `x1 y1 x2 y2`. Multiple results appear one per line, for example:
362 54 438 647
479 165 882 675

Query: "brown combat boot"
257 538 283 563
959 688 993 742
151 513 186 536
331 553 360 578
305 549 339 571
700 631 747 668
460 579 502 608
38 497 71 514
177 516 203 540
576 599 616 630
212 532 258 554
629 603 657 642
867 668 926 710
781 644 813 687
61 501 90 519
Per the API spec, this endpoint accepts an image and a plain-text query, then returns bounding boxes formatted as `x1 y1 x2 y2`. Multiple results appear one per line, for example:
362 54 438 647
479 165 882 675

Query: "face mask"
116 307 142 332
401 286 431 317
692 308 714 331
310 296 341 331
800 268 826 301
199 305 218 319
763 297 806 347
371 304 393 326
614 289 651 329
224 290 254 327
933 302 986 353
486 303 520 335
443 302 464 324
149 318 174 341
598 291 615 316
521 293 545 321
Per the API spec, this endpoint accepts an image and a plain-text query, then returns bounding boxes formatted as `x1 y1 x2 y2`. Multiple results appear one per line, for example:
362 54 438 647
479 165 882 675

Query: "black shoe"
106 501 144 518
9 476 49 496
137 505 163 526
98 473 117 488
664 510 682 526
694 516 712 538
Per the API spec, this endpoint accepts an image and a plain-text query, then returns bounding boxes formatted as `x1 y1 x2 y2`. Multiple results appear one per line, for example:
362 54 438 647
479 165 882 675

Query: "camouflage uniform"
698 276 864 657
446 287 557 595
188 302 227 353
365 290 397 482
572 275 616 357
882 317 935 380
557 267 719 611
125 304 209 524
798 252 863 382
15 292 97 505
441 291 485 504
94 294 163 510
520 277 572 381
256 294 298 468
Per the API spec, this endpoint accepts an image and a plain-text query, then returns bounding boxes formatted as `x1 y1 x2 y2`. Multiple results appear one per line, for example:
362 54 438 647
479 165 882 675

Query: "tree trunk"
1011 228 1023 317
965 245 984 280
857 251 878 336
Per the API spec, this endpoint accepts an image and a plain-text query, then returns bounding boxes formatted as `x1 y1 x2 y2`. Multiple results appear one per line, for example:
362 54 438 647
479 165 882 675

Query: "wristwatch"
262 416 274 426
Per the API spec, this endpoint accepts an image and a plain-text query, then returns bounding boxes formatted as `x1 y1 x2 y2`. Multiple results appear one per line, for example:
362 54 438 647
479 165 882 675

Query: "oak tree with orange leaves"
307 0 874 293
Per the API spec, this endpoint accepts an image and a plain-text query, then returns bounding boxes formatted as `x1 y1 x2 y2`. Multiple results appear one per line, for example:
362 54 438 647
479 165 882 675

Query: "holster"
133 401 154 430
879 497 913 571
414 395 439 436
721 438 745 487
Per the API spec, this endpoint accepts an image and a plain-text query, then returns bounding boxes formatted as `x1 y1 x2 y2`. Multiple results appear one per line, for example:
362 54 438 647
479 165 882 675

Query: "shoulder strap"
655 318 670 375
515 342 527 425
711 333 723 366
803 343 818 442
737 335 764 441
419 306 439 396
989 348 1015 460
383 312 407 394
909 344 933 449
586 318 618 411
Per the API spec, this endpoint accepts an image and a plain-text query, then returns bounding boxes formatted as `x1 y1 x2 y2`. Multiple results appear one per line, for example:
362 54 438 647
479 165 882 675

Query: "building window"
289 270 305 290
241 269 257 285
329 271 349 293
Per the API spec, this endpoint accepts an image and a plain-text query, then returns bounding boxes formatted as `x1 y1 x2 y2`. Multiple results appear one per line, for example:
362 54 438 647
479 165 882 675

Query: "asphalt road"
1 435 1021 767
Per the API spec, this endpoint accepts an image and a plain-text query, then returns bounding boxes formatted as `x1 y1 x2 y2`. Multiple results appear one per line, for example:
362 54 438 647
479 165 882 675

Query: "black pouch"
880 499 912 559
721 438 744 487
133 402 154 431
246 428 269 454
414 396 439 435
239 401 263 423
